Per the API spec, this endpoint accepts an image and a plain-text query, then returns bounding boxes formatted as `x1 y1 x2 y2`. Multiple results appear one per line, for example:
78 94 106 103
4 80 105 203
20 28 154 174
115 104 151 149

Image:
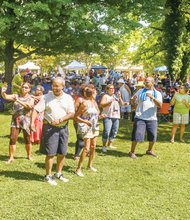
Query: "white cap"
117 78 125 84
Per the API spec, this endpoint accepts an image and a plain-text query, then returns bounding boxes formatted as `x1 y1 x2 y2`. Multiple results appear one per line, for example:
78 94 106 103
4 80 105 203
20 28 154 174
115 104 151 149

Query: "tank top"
101 94 120 119
81 101 99 131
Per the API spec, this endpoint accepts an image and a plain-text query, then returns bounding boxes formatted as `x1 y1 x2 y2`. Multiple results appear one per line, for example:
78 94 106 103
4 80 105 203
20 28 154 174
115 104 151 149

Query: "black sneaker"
54 173 69 183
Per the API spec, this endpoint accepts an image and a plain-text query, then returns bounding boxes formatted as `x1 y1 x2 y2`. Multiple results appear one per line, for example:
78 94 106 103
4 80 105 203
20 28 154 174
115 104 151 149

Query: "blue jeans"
102 118 119 143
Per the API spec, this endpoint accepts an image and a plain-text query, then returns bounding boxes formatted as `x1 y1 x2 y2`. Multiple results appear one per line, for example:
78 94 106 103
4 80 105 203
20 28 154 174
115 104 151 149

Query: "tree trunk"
4 40 15 84
180 52 190 82
163 0 184 77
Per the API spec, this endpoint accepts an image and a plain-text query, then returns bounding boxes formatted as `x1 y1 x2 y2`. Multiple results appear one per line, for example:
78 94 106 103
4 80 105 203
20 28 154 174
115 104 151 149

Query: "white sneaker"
88 167 97 172
44 175 57 186
54 173 69 183
76 170 84 177
102 146 107 153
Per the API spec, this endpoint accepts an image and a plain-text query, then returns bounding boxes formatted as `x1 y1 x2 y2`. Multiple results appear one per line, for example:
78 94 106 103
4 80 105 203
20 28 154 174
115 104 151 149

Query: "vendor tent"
64 60 86 70
91 65 107 70
154 66 168 72
18 61 40 70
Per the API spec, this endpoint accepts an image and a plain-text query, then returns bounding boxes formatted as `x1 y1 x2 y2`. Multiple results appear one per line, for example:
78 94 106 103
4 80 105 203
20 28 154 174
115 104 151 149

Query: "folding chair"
158 103 171 122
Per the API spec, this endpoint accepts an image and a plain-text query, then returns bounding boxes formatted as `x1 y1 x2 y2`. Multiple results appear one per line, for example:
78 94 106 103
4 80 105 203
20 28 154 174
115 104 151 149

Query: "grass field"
0 113 190 220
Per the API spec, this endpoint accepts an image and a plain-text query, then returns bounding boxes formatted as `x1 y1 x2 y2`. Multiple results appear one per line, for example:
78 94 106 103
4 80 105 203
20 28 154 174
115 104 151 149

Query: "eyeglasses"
22 86 29 89
108 88 114 90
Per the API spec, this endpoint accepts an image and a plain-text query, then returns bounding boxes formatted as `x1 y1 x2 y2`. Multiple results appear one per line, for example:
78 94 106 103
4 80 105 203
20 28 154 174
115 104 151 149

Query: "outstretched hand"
99 114 107 119
31 123 36 132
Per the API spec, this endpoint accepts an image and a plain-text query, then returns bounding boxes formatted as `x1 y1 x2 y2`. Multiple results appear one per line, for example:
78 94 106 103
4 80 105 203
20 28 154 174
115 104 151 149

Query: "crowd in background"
1 69 190 120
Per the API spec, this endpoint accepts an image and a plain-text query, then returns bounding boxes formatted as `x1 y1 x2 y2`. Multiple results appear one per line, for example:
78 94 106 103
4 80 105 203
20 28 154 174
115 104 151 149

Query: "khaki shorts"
173 113 189 125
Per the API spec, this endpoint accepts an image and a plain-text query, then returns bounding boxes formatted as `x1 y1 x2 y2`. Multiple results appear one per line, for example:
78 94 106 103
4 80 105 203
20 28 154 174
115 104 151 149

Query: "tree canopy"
1 0 190 82
0 0 142 82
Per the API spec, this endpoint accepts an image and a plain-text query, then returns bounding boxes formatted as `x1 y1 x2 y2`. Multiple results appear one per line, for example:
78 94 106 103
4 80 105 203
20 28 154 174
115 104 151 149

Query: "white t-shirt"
34 91 75 125
133 88 162 120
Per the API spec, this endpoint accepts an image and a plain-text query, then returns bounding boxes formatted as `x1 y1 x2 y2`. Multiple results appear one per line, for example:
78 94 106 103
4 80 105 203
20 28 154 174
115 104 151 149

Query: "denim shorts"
40 124 68 156
131 118 157 142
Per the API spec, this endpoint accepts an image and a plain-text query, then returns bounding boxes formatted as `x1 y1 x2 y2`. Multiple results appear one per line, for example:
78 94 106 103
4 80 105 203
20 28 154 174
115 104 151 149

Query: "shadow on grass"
35 162 73 174
0 170 42 181
0 155 9 161
0 135 27 144
96 147 128 157
68 141 75 148
117 120 190 143
0 111 11 116
0 134 10 139
0 155 26 161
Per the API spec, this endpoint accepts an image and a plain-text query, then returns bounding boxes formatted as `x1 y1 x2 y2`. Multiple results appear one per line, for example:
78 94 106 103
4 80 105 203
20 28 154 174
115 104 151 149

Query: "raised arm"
1 84 17 101
100 95 114 108
170 95 176 106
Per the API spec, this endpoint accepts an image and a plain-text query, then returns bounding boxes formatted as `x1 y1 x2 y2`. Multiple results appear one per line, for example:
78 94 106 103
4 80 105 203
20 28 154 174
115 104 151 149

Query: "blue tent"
154 66 168 72
91 65 107 70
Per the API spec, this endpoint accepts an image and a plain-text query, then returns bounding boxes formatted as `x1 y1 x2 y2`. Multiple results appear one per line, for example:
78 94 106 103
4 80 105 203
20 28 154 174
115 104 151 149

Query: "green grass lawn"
1 113 190 220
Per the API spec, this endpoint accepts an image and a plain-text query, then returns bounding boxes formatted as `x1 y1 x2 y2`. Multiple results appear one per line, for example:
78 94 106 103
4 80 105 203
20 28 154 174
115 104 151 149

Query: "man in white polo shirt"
31 77 75 186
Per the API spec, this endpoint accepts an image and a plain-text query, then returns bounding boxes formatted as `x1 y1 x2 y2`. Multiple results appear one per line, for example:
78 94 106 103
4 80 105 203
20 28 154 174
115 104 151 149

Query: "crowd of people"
1 69 190 186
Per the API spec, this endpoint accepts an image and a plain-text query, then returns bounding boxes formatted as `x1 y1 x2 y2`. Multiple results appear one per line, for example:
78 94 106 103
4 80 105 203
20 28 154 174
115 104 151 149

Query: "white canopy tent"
115 65 144 79
154 66 168 72
64 60 86 70
18 61 40 70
